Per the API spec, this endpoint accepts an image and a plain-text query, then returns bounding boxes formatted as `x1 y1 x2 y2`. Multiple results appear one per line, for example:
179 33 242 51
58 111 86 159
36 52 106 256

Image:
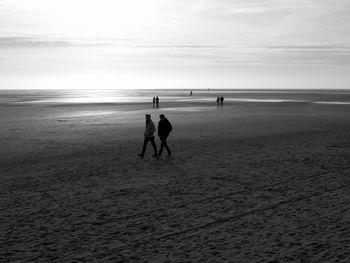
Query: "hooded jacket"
158 118 172 137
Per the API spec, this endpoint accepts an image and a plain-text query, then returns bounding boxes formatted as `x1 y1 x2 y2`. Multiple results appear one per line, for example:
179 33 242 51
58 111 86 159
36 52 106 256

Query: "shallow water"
1 89 350 106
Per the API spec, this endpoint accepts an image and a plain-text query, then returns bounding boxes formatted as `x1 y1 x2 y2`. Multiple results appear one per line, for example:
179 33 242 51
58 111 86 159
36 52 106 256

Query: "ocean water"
1 89 350 106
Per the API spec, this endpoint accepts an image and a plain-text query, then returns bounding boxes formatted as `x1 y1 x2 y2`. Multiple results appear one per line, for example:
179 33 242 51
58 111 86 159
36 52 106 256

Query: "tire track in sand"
113 184 346 252
101 165 349 222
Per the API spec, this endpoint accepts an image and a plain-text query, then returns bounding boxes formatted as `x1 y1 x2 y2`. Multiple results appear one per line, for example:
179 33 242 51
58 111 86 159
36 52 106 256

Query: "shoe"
138 154 144 158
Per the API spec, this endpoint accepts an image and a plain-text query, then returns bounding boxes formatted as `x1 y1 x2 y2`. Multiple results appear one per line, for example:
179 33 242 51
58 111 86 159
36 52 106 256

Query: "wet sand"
1 97 350 262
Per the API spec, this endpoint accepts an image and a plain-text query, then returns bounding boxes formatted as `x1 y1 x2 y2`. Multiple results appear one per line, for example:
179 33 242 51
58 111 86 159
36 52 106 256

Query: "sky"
1 0 350 89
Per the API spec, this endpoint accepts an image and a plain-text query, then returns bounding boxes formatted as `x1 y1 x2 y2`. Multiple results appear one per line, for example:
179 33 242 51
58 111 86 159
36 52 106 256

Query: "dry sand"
1 99 350 262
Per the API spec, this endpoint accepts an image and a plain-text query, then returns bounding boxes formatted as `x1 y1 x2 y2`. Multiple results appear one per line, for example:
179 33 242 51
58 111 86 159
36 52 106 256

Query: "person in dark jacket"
138 114 158 158
157 114 172 158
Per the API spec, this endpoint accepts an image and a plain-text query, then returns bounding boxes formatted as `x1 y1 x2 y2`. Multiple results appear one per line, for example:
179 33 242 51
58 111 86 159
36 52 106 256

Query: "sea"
1 89 350 106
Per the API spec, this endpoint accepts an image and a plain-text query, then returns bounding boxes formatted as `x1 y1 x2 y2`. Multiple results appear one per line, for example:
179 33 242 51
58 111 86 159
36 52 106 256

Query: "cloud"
226 7 269 15
262 44 350 65
132 44 222 49
0 36 137 47
0 37 69 47
264 44 350 51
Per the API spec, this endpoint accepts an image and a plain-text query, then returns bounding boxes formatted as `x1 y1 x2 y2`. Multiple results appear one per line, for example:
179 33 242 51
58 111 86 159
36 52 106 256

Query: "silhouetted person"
138 114 157 158
190 91 193 96
216 96 220 105
220 96 224 105
157 114 172 158
156 96 159 108
153 97 156 108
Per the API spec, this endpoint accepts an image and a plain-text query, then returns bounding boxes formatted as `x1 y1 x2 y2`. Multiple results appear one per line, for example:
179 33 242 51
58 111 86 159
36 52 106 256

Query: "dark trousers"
141 136 157 156
159 135 171 156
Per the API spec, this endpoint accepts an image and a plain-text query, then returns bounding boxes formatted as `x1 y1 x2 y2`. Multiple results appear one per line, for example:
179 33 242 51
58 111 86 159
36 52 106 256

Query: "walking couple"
138 114 172 159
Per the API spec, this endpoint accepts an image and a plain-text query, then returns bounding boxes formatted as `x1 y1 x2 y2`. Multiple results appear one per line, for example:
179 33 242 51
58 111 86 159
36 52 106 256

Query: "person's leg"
159 136 167 156
139 137 149 157
164 140 171 155
149 136 158 156
158 140 164 156
162 136 171 155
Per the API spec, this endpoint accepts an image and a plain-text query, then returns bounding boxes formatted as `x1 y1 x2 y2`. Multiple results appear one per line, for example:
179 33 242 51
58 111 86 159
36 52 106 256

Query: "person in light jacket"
138 114 158 158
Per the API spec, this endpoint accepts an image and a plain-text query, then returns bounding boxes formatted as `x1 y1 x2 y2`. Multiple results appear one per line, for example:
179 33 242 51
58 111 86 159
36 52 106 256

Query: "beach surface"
1 90 350 262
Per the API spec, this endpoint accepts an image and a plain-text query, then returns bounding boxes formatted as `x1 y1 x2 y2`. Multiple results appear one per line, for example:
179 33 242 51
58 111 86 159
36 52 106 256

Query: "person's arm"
151 122 155 134
167 121 172 133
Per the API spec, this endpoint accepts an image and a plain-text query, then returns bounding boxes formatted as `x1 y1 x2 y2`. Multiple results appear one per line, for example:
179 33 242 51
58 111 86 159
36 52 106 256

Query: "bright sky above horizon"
1 0 350 89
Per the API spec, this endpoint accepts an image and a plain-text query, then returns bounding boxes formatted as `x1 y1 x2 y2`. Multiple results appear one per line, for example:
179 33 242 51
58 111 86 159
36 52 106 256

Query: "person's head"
159 114 165 120
145 114 151 120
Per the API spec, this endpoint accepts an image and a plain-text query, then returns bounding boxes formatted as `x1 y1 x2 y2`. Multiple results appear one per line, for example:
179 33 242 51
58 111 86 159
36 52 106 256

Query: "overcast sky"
1 0 350 89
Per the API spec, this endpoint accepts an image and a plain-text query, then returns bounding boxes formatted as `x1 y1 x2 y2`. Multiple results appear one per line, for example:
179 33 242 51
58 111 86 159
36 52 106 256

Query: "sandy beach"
1 90 350 262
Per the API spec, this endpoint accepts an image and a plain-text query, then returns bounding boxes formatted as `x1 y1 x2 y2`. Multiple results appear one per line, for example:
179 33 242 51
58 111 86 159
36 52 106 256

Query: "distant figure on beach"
190 91 193 96
156 96 159 108
157 114 172 158
216 96 220 105
138 114 158 158
153 97 156 108
220 96 224 105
